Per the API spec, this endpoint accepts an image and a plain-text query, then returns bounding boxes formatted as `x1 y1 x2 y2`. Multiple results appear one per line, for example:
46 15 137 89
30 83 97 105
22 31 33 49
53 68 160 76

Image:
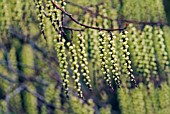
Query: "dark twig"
51 1 125 31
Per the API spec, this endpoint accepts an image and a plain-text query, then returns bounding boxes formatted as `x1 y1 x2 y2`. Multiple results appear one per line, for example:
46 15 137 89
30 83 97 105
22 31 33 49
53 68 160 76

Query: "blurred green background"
0 0 170 114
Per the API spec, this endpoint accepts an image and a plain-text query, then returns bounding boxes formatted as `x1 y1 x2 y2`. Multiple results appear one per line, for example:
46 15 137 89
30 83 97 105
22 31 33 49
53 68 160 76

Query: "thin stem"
51 1 125 31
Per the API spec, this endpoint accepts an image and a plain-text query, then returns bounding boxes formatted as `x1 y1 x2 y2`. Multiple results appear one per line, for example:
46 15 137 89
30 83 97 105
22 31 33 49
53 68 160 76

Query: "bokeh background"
0 0 170 114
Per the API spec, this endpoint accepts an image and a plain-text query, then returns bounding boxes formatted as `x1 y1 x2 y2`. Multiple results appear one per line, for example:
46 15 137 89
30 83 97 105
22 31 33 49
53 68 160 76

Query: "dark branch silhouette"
51 1 125 31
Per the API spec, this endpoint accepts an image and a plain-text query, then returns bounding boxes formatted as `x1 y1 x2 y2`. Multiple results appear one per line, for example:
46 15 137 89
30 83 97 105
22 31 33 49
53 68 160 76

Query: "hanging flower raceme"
108 32 121 87
46 0 53 21
77 33 92 91
89 27 101 84
12 1 22 23
34 0 46 40
98 31 113 90
154 27 169 70
0 0 10 39
53 34 70 97
46 0 63 32
120 31 137 87
143 26 157 79
128 25 142 74
67 42 83 98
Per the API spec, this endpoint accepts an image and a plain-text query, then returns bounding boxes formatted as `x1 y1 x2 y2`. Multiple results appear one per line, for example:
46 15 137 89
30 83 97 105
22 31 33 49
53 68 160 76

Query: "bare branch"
51 1 125 31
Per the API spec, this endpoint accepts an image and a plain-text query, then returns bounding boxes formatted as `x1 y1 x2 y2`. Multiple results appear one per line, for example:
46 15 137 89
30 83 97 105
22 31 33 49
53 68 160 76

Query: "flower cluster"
118 82 170 114
77 33 92 91
130 84 146 114
122 0 166 22
158 82 170 111
127 24 141 74
12 1 22 22
154 27 169 70
89 29 101 84
108 33 121 87
0 0 10 39
46 0 63 32
118 87 132 114
53 34 70 97
143 26 157 76
98 31 113 89
34 0 46 39
69 96 95 114
119 31 137 87
67 42 83 98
